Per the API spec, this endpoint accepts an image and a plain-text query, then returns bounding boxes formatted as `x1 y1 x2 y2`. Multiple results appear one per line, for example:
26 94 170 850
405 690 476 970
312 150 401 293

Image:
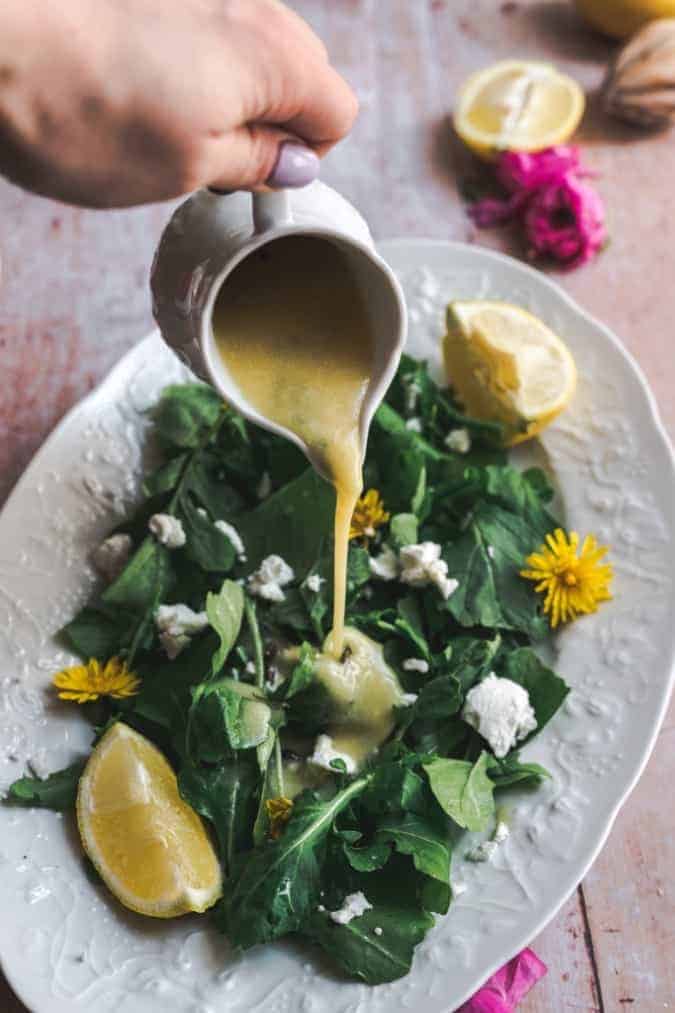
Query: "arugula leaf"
237 469 334 575
178 756 259 872
361 760 427 816
142 453 188 498
303 857 435 985
181 497 236 573
424 752 495 832
219 776 370 948
499 647 570 735
273 641 315 701
442 503 548 639
389 513 418 549
152 383 224 449
488 753 551 789
206 579 244 674
5 760 85 810
61 606 136 660
189 680 271 760
411 674 462 720
102 536 172 612
342 839 392 872
374 811 452 914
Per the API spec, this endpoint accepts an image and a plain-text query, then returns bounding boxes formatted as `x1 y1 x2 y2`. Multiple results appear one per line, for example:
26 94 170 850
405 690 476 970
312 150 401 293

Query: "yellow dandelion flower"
520 528 613 629
53 657 140 704
265 796 294 839
350 489 390 541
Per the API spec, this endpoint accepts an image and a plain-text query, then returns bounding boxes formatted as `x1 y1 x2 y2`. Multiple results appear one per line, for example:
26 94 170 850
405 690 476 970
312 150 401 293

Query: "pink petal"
457 948 548 1012
468 193 523 227
523 172 607 268
497 146 582 193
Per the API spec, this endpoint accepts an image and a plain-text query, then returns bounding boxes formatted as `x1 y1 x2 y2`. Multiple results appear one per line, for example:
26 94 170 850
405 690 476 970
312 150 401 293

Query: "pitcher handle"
252 190 293 233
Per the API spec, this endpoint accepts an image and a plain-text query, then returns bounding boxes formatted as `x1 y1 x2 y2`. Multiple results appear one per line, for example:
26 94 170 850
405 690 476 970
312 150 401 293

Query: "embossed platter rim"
0 239 673 1013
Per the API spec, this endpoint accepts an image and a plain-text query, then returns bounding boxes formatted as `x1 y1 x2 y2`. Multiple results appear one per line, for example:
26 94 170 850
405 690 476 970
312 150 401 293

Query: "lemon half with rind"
443 301 577 445
77 722 222 918
454 60 585 160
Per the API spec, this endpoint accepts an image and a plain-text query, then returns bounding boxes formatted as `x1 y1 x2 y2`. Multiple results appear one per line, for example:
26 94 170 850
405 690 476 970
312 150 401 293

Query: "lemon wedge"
443 301 577 445
454 60 585 160
574 0 675 38
77 722 222 918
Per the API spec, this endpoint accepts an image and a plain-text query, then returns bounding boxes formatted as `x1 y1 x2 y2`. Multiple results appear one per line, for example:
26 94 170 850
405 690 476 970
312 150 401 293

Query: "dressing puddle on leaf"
213 235 376 658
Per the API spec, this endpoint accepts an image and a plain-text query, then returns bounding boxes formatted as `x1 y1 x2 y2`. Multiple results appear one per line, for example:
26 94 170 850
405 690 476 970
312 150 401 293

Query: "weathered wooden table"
1 1 673 1009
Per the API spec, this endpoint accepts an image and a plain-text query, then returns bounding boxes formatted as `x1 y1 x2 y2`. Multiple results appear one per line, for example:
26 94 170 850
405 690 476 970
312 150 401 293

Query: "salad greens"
4 355 570 985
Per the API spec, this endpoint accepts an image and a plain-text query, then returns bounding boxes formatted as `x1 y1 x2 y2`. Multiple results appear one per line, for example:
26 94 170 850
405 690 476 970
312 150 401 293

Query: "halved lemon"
77 722 222 918
453 60 585 160
443 301 577 445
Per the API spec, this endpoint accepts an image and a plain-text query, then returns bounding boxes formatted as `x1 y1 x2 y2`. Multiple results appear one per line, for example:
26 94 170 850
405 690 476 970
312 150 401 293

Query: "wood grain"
1 0 674 1009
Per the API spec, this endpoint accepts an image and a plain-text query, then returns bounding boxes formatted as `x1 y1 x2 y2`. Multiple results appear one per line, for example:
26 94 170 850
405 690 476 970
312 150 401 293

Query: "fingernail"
267 142 320 188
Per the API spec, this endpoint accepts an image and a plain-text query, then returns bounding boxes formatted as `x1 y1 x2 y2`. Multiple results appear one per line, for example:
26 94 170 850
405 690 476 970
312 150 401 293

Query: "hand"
0 0 358 207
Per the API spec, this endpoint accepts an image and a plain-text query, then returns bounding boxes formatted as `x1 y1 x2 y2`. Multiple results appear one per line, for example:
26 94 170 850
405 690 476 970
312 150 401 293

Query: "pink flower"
457 948 547 1012
468 146 606 269
523 173 606 268
497 146 583 192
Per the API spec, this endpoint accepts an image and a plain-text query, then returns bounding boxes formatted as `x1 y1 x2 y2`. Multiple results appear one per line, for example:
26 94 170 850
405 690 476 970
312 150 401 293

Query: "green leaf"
424 752 495 832
237 469 335 575
442 503 548 639
4 760 85 811
389 513 418 549
189 679 271 760
411 674 462 720
362 762 427 816
102 536 172 612
178 756 259 872
152 383 223 449
60 606 135 660
219 775 370 948
181 498 236 573
253 731 284 844
375 811 452 914
487 753 551 789
343 839 392 872
206 579 245 673
499 647 570 736
303 859 435 984
142 453 188 498
273 642 315 701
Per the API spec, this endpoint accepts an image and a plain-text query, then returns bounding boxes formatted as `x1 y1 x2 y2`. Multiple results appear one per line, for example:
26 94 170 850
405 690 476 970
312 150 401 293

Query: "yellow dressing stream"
213 235 374 656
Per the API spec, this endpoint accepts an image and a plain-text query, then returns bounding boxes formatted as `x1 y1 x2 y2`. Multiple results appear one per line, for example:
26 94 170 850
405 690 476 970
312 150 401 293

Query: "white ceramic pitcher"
150 183 407 478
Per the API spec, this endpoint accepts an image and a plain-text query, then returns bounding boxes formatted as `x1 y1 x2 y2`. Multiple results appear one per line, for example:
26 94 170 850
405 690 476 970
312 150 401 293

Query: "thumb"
205 125 320 192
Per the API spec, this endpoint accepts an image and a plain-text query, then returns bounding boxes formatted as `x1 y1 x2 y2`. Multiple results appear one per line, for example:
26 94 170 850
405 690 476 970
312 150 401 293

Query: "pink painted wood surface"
1 1 674 1009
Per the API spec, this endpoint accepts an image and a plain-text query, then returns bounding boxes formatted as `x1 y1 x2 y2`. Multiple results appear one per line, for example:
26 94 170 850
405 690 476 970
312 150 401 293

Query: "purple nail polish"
267 142 320 189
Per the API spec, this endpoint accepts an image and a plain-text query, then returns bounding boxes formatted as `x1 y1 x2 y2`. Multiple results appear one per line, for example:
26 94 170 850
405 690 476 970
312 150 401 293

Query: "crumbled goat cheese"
304 573 325 593
329 891 373 925
257 471 272 499
308 734 357 775
369 544 399 581
247 554 295 602
155 603 208 659
405 417 422 433
466 821 510 863
400 692 418 706
374 926 383 936
317 904 326 912
453 880 468 897
91 533 133 581
487 544 496 560
214 519 246 560
403 658 429 674
445 427 471 454
403 376 421 415
149 513 186 549
245 661 257 675
399 542 459 600
462 673 537 759
266 667 284 693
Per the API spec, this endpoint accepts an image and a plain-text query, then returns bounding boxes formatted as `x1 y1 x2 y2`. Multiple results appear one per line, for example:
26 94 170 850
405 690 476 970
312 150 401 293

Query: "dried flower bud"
603 18 675 129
